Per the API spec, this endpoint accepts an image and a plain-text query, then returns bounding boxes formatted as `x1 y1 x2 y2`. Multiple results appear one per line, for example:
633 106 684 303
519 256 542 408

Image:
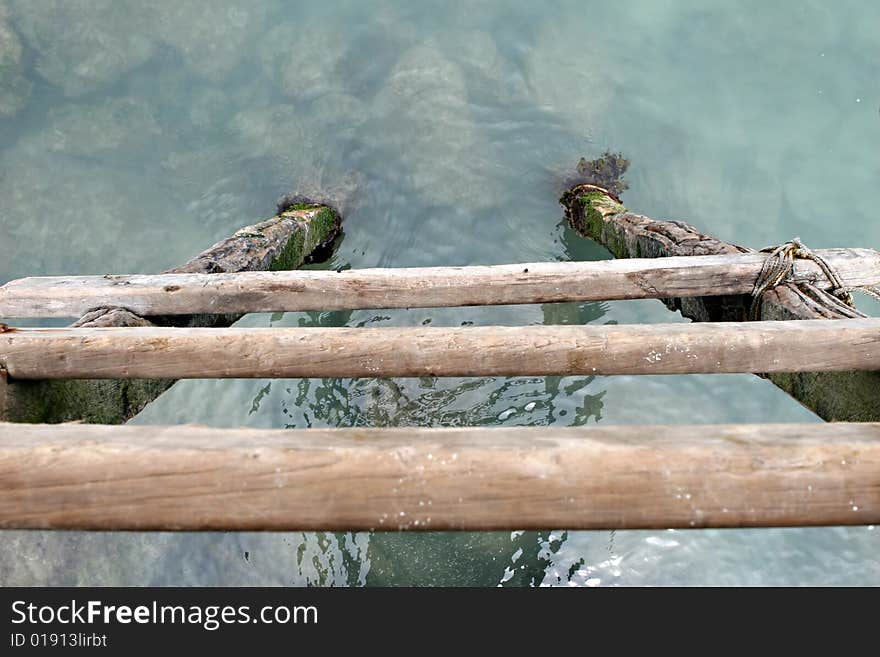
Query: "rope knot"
749 237 880 319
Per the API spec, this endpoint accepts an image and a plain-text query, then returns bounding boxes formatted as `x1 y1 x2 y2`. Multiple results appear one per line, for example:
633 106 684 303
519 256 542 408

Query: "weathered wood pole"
3 320 880 379
3 249 879 318
1 422 877 530
560 184 880 421
0 204 341 424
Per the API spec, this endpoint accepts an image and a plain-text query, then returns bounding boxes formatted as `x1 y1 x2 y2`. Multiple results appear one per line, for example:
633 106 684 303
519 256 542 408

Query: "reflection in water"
294 533 371 587
368 531 554 587
2 0 878 585
274 374 605 430
247 276 607 586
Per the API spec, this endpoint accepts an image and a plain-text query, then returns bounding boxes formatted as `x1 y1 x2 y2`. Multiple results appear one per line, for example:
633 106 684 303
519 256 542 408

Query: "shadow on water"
238 220 613 586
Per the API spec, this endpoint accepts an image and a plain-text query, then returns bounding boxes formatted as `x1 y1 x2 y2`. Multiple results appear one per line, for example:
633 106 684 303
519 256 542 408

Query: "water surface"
1 0 878 585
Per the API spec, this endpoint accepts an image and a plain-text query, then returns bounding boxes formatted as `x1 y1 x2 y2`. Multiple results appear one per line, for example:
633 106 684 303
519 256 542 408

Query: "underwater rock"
309 92 367 135
126 61 262 138
524 15 615 134
0 146 195 279
259 23 348 101
32 96 162 156
187 87 232 132
9 1 267 95
370 45 498 209
0 6 30 117
10 0 156 97
151 2 267 82
439 30 527 104
383 45 465 109
155 142 280 239
226 102 363 214
228 104 309 160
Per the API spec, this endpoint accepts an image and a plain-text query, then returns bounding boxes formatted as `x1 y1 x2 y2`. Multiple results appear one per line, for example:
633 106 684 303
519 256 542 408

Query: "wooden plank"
3 320 880 379
3 249 879 318
1 421 877 530
0 204 341 424
561 184 880 421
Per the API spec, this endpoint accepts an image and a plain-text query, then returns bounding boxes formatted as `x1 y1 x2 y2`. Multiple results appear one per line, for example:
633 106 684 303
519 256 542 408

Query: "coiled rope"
749 238 880 320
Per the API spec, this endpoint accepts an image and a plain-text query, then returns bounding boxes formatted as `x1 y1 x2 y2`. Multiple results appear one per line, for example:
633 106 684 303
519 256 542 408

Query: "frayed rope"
750 238 880 320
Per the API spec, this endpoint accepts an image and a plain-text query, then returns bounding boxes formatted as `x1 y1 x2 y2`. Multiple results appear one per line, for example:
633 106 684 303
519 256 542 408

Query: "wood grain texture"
3 320 880 379
1 422 877 530
561 185 880 421
3 249 879 318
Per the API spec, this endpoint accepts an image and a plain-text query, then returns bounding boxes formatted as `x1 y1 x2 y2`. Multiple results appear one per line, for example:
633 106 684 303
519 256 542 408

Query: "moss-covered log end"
272 204 342 271
1 202 343 425
559 181 880 422
560 184 628 257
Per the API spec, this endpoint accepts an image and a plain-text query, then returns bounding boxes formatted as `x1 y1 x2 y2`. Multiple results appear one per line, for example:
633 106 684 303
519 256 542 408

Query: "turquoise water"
1 0 878 585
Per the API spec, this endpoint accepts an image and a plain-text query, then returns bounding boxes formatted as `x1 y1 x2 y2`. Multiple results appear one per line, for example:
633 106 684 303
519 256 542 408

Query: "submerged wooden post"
560 184 880 421
0 203 341 424
1 422 878 530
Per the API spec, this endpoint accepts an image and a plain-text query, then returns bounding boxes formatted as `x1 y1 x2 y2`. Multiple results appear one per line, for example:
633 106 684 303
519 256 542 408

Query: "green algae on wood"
560 186 628 258
0 204 341 424
271 206 341 271
560 184 880 422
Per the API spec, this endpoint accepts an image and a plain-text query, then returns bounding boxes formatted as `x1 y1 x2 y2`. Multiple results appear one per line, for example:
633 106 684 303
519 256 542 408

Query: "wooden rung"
1 422 877 531
2 249 879 318
2 319 880 380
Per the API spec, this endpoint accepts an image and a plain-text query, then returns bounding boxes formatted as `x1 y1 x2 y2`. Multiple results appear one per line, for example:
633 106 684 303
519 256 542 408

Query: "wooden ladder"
1 193 878 531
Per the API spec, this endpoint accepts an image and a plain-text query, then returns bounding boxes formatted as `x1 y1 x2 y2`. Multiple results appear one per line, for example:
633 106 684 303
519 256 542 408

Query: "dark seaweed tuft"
574 151 630 198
